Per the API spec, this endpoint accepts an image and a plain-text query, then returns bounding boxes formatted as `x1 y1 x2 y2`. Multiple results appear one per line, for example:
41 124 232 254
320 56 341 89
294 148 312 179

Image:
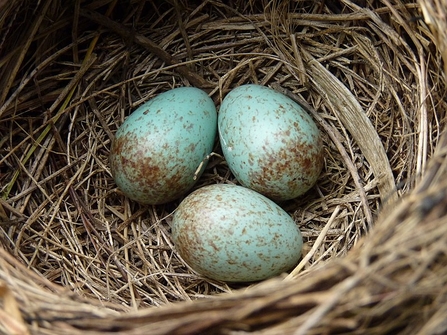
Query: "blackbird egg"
218 84 324 201
109 87 217 205
172 184 303 282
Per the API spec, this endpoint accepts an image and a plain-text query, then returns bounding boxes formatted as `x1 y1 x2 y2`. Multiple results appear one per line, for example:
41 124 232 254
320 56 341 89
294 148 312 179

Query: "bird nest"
1 0 447 334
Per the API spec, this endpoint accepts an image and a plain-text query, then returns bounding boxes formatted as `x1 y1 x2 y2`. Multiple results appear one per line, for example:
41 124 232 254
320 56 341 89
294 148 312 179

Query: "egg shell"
218 84 324 201
109 87 217 205
172 184 303 282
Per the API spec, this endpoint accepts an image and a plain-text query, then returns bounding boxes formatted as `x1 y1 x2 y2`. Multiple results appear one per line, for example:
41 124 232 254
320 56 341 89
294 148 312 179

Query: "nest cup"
1 1 447 334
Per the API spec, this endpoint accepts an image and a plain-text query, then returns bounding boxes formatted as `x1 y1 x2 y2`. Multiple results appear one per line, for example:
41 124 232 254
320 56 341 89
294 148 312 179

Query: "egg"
171 184 303 282
109 87 217 205
218 84 324 201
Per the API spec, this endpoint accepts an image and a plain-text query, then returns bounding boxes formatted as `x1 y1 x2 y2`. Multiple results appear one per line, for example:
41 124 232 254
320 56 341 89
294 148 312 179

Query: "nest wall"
1 0 447 334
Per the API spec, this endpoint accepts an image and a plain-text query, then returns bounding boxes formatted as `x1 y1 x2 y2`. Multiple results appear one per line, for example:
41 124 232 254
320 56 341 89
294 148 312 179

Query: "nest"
1 0 447 334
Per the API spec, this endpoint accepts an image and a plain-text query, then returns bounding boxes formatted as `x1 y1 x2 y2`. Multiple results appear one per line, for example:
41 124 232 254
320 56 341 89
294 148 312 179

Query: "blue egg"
218 84 323 201
172 184 303 282
109 87 217 205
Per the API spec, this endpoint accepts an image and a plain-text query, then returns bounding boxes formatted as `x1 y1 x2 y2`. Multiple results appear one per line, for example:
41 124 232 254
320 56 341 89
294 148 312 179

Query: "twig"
0 0 52 106
80 8 213 89
286 205 341 279
68 185 142 301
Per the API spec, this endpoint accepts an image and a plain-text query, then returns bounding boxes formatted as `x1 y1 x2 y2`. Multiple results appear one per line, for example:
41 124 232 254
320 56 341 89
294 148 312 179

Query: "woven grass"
1 0 447 334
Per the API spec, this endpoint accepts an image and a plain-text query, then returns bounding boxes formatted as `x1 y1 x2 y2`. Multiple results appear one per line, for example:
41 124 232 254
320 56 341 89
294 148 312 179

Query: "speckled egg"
171 184 303 282
218 84 324 201
109 87 217 205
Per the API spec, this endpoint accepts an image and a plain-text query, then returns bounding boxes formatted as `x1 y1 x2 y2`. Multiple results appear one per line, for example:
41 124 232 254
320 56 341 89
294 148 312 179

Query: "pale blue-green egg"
109 87 217 205
172 184 303 282
218 84 324 201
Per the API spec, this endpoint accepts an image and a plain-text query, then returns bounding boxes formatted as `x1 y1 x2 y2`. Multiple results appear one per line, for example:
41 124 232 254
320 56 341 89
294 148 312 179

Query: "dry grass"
1 0 447 334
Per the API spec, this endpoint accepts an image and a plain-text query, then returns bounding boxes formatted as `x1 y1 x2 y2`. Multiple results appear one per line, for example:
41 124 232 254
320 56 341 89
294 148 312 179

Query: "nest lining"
1 0 447 334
